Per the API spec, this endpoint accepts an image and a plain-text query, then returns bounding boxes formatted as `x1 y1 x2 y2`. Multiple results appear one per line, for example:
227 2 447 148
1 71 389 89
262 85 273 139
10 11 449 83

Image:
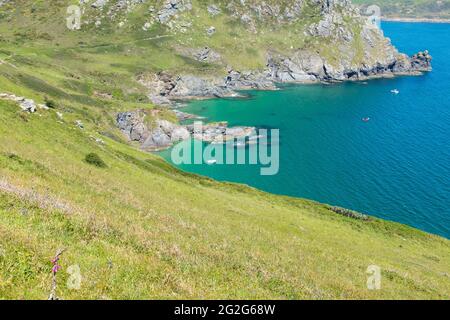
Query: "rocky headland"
122 0 433 106
80 0 433 149
117 109 256 151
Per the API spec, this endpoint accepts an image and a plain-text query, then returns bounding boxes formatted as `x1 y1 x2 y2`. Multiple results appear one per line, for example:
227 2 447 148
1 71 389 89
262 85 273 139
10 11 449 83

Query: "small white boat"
391 89 400 94
206 159 217 165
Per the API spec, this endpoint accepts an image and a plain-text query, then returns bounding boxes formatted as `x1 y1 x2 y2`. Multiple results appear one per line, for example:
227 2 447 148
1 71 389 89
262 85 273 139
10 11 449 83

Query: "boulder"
410 50 432 71
91 0 109 9
19 99 37 113
75 120 84 129
192 47 221 63
116 111 149 142
142 128 171 149
170 75 233 98
206 26 216 36
171 127 190 142
207 5 221 16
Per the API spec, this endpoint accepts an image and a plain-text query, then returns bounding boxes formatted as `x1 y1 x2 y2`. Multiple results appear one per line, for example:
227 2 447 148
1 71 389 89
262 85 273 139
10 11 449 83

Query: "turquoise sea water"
161 22 450 239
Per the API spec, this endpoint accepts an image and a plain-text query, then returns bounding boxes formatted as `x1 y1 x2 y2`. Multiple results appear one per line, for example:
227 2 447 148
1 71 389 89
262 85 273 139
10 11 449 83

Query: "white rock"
75 120 84 129
207 26 216 36
171 127 190 142
19 99 36 113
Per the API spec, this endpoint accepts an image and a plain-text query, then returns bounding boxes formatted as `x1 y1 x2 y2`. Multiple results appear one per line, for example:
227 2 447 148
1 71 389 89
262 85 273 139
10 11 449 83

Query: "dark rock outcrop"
139 46 432 106
117 110 255 150
410 50 433 71
225 69 276 90
138 72 237 105
0 93 39 113
157 0 192 23
131 0 432 104
267 49 432 83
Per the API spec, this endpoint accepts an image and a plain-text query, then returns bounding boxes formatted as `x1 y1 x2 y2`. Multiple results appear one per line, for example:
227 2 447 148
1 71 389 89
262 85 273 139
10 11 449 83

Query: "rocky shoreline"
137 50 432 107
116 110 256 151
114 0 433 151
127 1 433 106
120 49 432 151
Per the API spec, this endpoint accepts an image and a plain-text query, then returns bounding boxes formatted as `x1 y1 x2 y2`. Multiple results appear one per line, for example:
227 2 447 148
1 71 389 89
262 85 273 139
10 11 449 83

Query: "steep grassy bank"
1 52 449 299
0 0 449 300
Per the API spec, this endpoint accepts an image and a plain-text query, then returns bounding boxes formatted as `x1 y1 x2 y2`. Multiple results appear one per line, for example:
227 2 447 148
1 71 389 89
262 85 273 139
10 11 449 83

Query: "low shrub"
44 97 57 109
84 153 107 168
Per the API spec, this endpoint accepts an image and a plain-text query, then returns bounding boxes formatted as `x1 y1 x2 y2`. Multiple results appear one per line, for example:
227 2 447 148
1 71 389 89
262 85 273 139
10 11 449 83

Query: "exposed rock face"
266 0 433 83
207 4 221 16
206 26 216 36
90 0 109 9
267 51 324 82
140 44 431 104
225 69 276 90
410 51 433 71
117 111 149 142
125 0 433 104
186 122 255 144
173 46 222 63
19 99 37 113
116 111 180 150
75 120 84 129
170 75 233 98
157 0 192 23
117 110 255 150
138 72 236 105
0 93 38 113
226 0 306 23
192 47 221 63
267 48 432 83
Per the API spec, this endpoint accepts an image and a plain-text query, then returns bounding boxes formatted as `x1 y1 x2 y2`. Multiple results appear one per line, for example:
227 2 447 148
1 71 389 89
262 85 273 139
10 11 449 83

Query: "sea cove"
161 22 450 239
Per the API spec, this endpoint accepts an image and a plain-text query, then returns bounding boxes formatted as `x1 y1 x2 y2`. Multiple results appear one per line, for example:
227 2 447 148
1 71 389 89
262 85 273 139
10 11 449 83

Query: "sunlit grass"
0 0 448 300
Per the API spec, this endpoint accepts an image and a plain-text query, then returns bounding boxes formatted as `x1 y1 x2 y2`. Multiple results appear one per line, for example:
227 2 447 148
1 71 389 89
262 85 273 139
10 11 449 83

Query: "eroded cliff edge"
126 0 432 105
64 0 432 149
110 0 432 150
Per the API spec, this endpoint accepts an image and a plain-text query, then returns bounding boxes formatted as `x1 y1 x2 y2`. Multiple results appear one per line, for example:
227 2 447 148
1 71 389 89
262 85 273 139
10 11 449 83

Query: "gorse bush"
84 153 107 168
44 97 57 109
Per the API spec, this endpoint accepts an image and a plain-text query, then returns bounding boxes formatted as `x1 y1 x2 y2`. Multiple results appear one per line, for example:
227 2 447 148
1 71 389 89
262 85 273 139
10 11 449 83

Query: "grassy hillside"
0 0 449 299
354 0 450 20
1 40 449 302
0 0 396 75
1 92 450 300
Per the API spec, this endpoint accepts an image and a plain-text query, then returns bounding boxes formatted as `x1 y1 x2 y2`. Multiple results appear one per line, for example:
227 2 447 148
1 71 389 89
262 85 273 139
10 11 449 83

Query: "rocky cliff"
1 0 431 104
78 0 431 104
116 109 256 150
0 0 432 149
78 0 431 146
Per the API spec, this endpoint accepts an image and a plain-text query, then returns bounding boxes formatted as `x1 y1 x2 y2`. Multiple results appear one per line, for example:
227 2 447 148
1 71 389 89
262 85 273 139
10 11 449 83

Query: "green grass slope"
0 50 449 300
1 90 450 300
0 0 449 300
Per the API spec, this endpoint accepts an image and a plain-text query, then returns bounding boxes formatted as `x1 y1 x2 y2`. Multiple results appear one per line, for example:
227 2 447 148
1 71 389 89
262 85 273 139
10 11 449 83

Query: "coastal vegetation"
0 0 448 299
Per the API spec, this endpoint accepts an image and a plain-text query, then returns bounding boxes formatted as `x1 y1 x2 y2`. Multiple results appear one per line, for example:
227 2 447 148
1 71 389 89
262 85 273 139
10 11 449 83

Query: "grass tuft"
84 153 107 168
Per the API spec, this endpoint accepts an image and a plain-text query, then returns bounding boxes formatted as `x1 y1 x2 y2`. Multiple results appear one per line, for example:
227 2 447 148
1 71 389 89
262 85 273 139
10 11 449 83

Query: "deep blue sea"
161 22 450 239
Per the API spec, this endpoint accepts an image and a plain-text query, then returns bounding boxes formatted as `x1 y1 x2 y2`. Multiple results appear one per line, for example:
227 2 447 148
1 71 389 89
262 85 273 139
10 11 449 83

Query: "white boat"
391 89 400 94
